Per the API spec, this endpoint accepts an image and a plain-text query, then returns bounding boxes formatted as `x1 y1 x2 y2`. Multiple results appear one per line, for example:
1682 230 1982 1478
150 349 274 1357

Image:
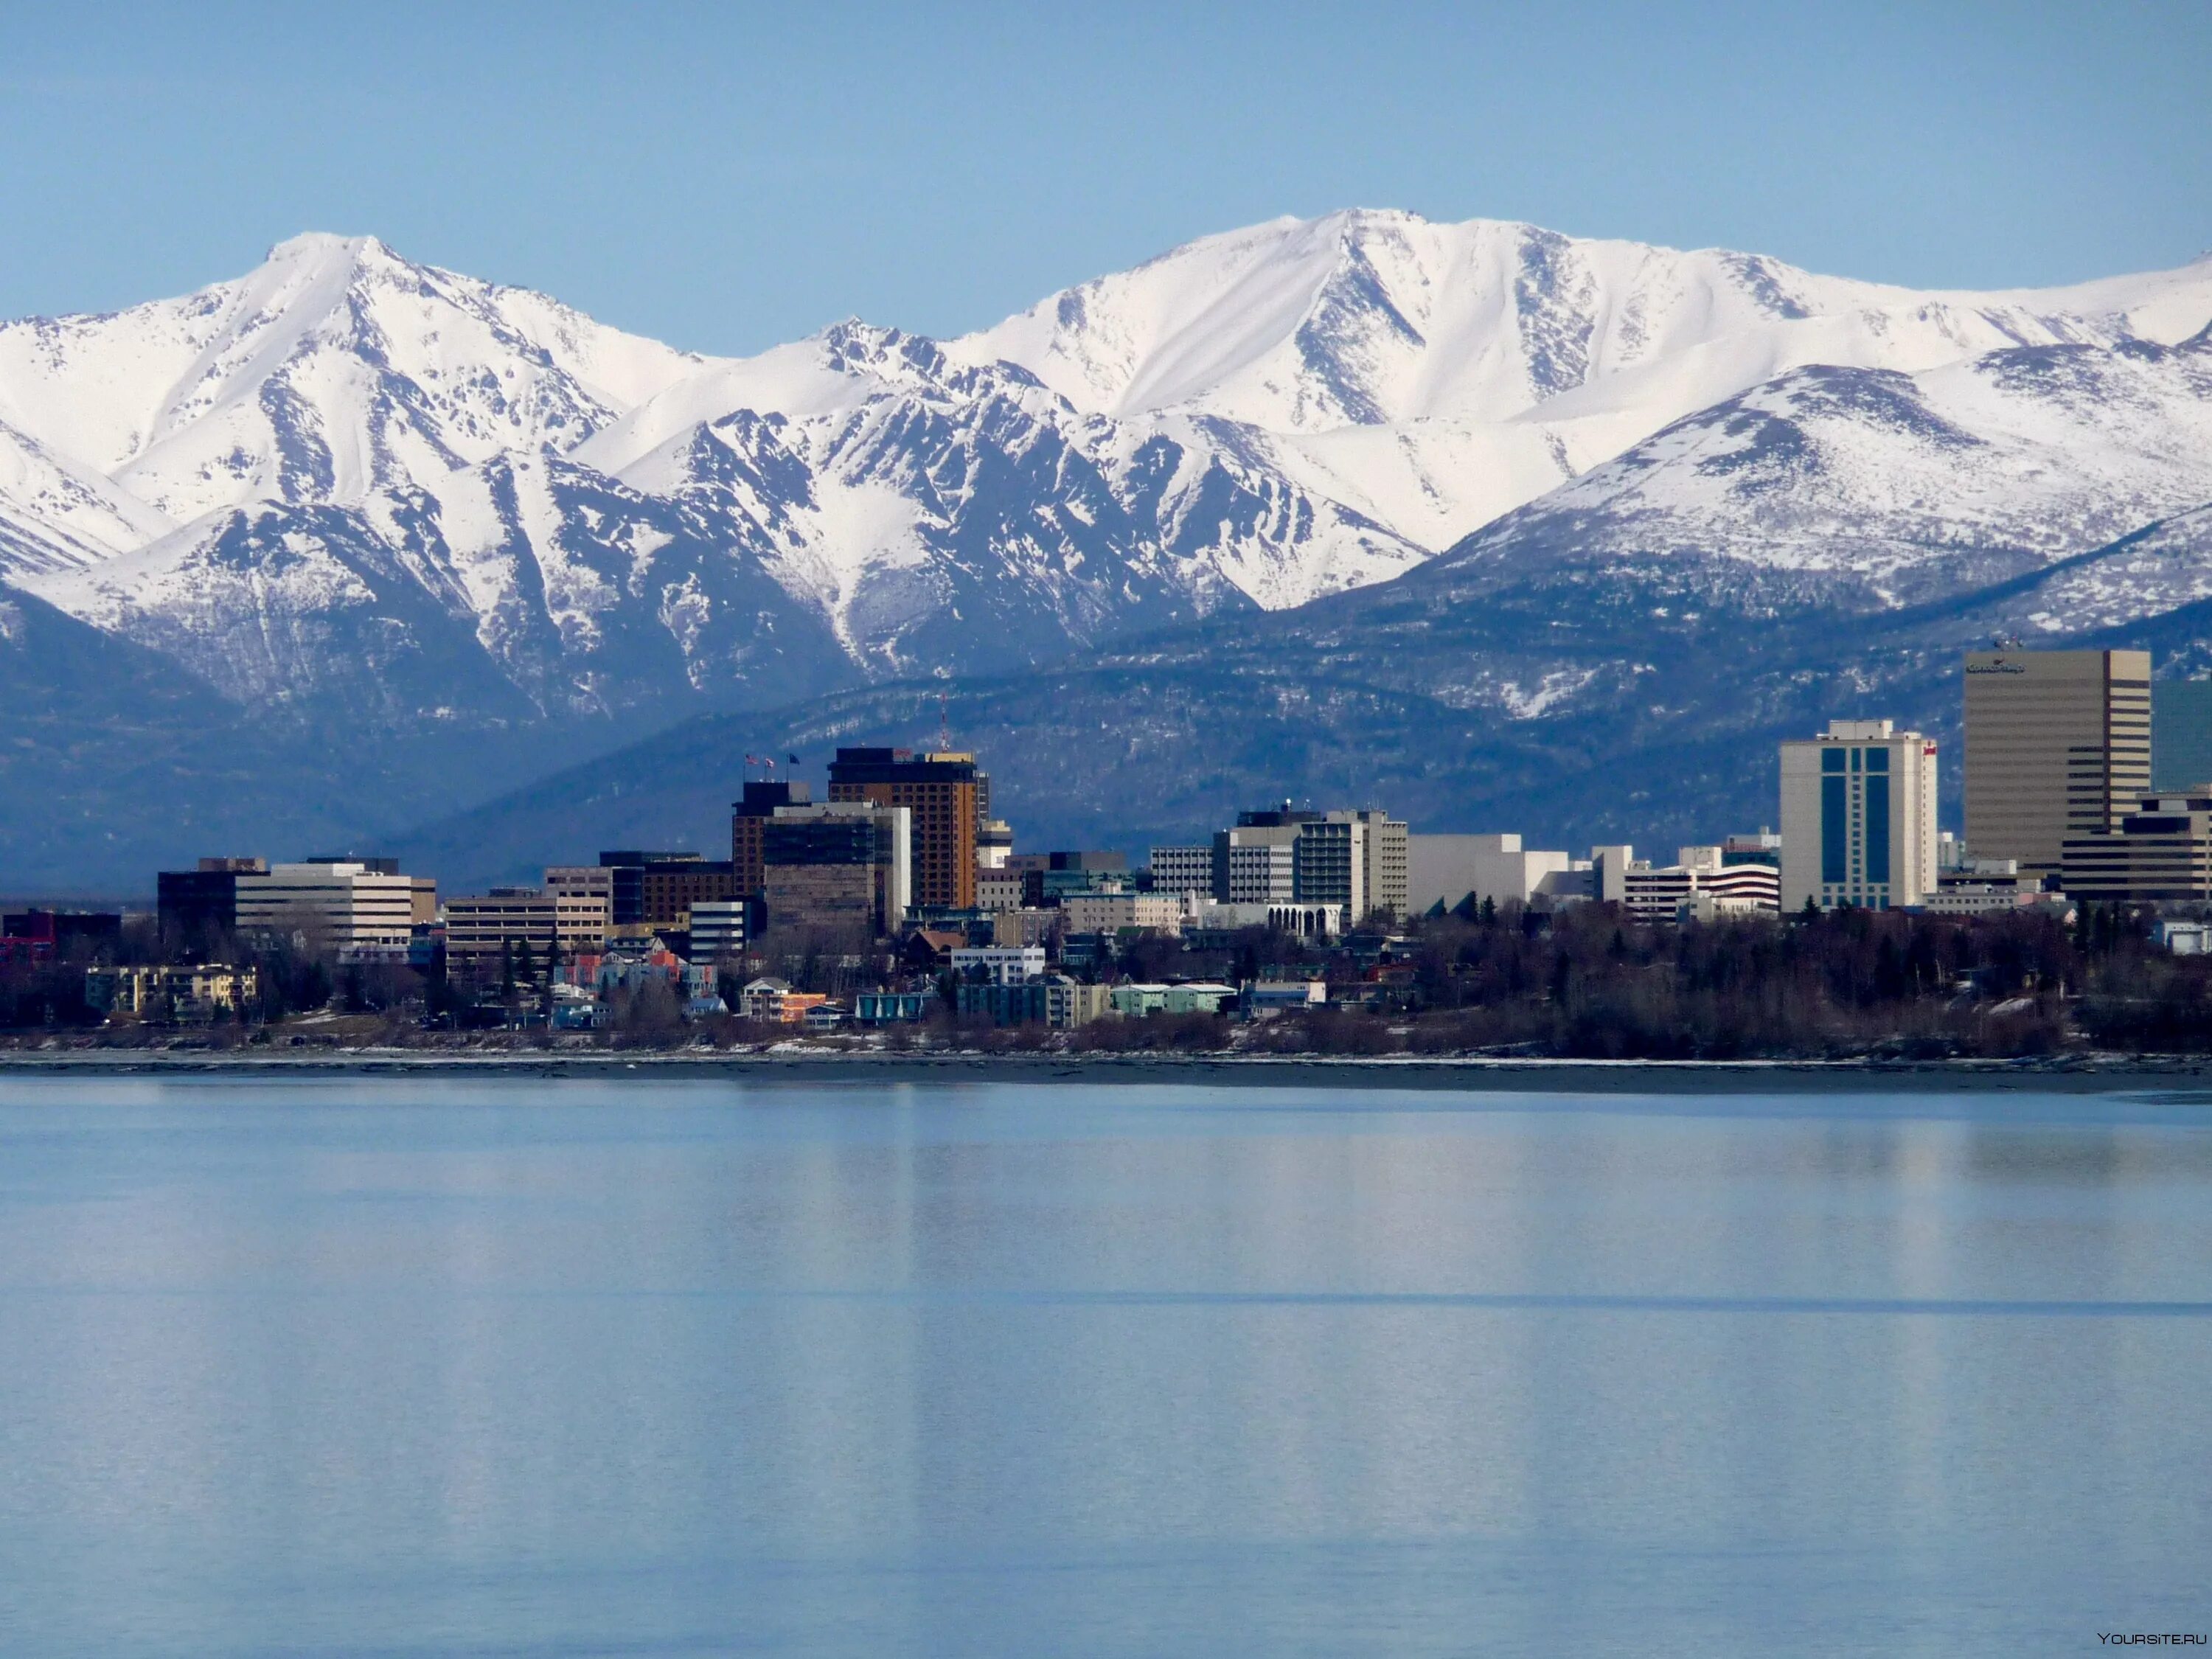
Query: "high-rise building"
826 748 978 910
1146 844 1214 900
731 781 813 895
1964 649 2152 879
1207 807 1409 921
2152 679 2212 792
1779 720 1939 911
759 802 912 936
1350 808 1409 921
596 852 734 928
687 900 751 963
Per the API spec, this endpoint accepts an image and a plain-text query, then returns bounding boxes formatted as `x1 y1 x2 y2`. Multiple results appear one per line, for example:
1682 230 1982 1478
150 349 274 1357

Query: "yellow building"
87 964 259 1019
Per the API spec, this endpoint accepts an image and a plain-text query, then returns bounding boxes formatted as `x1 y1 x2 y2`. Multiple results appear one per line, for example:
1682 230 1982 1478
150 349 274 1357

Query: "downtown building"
442 886 613 963
1964 648 2152 880
1152 806 1408 923
234 860 433 953
1779 720 1939 911
827 748 984 911
759 801 912 937
2061 793 2212 902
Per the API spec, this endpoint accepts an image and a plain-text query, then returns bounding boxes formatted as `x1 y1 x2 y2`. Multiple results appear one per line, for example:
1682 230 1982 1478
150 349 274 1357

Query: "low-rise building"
1243 980 1327 1015
991 908 1060 949
1060 891 1183 936
2062 793 2212 901
1619 846 1781 922
956 973 1110 1028
1406 833 1573 914
2154 919 2212 954
1186 901 1341 941
86 963 258 1019
1916 858 2044 917
1 909 123 965
1165 982 1237 1015
857 990 933 1024
949 945 1047 985
1111 983 1169 1017
443 888 613 961
737 978 830 1024
236 861 426 952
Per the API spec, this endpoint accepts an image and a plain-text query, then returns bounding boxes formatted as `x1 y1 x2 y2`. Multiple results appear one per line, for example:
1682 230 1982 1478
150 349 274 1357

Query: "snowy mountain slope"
953 208 2212 547
0 212 2208 747
1435 326 2212 611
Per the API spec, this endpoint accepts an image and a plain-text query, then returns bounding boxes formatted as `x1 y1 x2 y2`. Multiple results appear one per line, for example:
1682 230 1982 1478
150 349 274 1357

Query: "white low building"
1188 901 1342 939
1615 846 1781 922
949 945 1047 984
1061 892 1183 935
1407 833 1573 913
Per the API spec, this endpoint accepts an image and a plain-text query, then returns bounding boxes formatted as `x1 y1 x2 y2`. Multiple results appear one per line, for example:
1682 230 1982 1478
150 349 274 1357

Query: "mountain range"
1 209 2208 891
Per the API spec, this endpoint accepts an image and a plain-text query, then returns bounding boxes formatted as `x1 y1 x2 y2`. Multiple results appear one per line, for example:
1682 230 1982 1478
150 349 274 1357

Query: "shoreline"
1 1048 2209 1092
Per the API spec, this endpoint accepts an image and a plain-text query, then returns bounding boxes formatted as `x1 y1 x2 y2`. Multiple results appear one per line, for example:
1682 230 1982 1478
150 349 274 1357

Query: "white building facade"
1780 720 1939 911
949 945 1048 985
237 862 422 951
1408 832 1574 913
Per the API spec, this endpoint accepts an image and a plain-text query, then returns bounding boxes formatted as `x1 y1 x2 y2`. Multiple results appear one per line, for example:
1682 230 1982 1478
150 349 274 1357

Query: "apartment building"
86 963 259 1018
948 945 1047 985
1060 892 1183 935
1964 648 2152 879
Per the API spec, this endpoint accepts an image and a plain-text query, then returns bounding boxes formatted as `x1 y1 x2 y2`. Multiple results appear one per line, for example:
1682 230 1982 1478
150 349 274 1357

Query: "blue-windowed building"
1779 720 1939 911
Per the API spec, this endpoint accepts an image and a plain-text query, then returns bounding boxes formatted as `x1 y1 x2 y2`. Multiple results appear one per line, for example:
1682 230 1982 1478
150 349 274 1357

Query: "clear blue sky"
2 1 2205 355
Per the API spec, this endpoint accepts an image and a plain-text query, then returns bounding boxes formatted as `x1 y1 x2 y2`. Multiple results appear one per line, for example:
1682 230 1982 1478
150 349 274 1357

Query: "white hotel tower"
1779 720 1939 911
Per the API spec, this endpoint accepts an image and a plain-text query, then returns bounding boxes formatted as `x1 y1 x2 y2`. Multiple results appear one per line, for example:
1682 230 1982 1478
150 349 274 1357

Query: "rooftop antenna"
938 689 950 753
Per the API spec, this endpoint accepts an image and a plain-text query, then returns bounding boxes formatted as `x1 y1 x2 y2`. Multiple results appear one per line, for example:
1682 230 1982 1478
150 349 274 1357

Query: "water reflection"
0 1076 2205 1655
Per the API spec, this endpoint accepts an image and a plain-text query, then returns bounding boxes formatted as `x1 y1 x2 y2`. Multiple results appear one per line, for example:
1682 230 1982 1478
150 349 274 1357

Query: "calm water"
0 1074 2208 1657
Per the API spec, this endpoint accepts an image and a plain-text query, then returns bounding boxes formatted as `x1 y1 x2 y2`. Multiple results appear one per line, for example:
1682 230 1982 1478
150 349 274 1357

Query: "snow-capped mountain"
1 212 2208 738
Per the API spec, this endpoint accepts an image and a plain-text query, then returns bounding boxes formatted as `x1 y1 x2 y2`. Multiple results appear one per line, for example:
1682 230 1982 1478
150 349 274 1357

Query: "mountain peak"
262 230 400 271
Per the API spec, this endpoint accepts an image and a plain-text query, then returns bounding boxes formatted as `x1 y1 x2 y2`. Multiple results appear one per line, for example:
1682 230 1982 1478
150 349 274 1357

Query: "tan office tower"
827 748 978 910
1964 649 2152 879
